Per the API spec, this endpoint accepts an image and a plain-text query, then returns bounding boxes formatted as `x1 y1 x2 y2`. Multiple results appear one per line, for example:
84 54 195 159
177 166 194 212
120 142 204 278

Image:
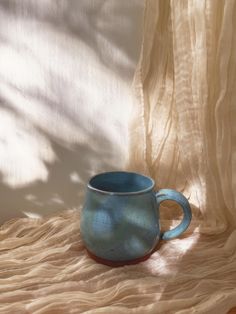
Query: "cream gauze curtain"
129 0 236 234
1 1 236 314
128 0 236 312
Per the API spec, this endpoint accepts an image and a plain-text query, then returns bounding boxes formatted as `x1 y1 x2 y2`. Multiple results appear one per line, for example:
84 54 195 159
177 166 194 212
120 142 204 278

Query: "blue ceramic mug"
80 171 192 266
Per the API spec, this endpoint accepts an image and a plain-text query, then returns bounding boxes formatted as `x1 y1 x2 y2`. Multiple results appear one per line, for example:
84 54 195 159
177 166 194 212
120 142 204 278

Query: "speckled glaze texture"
80 172 192 264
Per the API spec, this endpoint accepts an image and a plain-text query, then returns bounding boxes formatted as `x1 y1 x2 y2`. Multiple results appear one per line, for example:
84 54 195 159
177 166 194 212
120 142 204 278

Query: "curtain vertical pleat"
129 0 236 234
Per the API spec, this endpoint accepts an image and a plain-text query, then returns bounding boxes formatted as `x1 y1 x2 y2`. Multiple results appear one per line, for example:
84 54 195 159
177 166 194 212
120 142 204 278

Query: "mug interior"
88 171 154 194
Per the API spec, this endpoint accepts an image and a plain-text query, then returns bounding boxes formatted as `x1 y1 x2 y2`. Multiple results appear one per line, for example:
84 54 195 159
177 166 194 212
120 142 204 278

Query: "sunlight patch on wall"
0 109 56 187
25 194 43 206
0 11 132 157
70 172 83 184
22 211 42 219
0 0 141 219
49 194 65 205
0 45 46 90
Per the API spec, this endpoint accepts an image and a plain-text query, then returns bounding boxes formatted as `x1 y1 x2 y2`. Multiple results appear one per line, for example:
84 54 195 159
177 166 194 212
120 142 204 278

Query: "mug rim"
87 171 155 195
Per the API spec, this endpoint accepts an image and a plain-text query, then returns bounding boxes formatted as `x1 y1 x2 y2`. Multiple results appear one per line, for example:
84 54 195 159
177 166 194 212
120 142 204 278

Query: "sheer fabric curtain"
130 0 236 233
128 0 236 312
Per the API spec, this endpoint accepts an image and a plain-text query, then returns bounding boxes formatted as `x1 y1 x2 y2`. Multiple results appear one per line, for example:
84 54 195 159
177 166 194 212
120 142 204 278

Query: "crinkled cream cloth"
1 0 236 313
0 210 236 314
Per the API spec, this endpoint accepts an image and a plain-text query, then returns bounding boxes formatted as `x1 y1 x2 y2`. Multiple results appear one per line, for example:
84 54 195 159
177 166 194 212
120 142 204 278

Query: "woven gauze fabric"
127 0 236 312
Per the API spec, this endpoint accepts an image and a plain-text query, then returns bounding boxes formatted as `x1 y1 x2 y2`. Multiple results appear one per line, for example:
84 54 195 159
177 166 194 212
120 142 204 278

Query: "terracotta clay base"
86 248 156 267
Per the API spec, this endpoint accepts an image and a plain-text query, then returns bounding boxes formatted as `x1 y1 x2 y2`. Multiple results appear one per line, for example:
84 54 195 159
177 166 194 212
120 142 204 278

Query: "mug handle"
155 189 192 240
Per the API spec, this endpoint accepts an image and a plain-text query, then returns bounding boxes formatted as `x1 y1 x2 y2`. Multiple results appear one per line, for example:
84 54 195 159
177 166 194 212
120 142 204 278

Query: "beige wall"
0 0 144 223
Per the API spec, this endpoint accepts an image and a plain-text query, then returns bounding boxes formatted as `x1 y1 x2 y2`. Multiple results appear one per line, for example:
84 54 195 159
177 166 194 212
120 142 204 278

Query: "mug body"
80 172 160 265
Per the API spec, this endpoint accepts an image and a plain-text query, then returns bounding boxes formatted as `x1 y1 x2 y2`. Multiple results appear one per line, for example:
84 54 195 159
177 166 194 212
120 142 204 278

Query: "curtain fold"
126 0 236 312
129 0 236 234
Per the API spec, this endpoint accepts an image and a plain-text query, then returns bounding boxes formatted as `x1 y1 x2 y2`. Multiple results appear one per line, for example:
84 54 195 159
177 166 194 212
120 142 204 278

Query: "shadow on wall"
0 0 144 224
0 134 116 223
0 0 143 81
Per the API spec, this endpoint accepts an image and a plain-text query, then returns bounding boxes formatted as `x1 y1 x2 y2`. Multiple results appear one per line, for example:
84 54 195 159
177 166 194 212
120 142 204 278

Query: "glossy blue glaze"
80 171 192 262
